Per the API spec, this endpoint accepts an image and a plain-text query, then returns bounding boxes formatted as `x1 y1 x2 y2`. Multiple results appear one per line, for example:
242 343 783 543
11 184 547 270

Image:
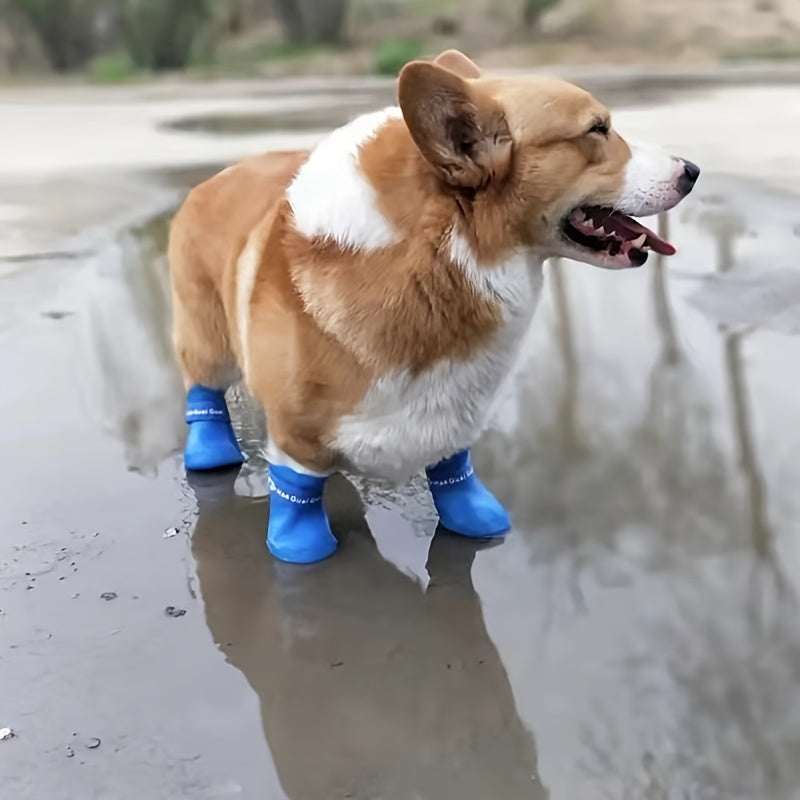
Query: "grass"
722 42 800 63
17 0 800 87
88 50 141 84
214 38 326 68
373 37 425 75
189 36 351 78
85 36 352 83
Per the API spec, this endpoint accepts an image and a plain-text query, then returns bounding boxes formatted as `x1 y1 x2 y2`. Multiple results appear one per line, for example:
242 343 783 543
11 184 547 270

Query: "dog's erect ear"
433 49 481 79
398 61 511 189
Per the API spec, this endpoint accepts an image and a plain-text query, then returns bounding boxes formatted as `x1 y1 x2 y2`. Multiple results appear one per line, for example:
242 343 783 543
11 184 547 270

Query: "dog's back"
167 50 699 563
168 149 309 387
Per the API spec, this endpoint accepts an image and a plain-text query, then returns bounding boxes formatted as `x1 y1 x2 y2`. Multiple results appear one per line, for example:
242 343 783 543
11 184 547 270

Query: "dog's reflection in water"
189 469 548 800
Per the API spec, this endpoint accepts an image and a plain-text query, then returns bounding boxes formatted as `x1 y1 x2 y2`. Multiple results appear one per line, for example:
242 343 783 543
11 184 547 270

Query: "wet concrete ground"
2 79 800 799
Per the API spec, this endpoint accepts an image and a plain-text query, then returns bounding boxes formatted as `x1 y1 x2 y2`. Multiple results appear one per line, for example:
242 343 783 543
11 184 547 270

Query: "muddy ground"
2 73 800 799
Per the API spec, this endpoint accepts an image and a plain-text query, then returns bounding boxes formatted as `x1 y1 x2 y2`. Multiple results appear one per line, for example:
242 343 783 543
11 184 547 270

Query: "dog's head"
398 50 699 269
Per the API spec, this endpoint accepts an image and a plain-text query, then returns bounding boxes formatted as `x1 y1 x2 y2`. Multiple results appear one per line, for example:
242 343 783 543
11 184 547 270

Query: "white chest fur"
284 107 545 482
333 251 544 483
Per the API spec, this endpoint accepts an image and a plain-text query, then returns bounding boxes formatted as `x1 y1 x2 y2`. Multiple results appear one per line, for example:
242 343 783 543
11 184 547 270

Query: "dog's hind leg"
170 260 245 473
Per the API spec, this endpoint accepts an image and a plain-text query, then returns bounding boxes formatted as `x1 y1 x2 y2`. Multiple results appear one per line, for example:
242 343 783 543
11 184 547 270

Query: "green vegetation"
373 37 423 76
88 49 138 83
4 1 800 83
9 0 100 71
722 41 800 63
522 0 561 31
0 0 358 78
119 0 213 71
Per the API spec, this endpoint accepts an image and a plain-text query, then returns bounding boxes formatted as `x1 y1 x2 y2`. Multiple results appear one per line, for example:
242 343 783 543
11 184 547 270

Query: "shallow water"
2 89 800 800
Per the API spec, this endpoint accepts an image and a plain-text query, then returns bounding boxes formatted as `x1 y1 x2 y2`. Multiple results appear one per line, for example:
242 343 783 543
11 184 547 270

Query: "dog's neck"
286 107 543 304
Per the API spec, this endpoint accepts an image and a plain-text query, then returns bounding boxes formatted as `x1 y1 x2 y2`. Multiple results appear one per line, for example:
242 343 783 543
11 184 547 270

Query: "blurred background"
1 0 800 81
3 3 800 800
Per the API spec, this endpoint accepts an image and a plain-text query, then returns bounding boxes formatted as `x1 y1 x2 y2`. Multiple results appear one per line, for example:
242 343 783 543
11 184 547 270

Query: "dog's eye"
587 122 609 137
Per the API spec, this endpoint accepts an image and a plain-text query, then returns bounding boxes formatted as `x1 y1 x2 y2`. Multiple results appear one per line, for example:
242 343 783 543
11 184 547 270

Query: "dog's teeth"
631 234 647 248
596 225 606 235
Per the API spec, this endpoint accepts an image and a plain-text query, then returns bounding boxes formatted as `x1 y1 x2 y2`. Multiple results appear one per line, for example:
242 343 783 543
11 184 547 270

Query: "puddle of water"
162 96 390 137
159 87 699 140
3 155 800 798
154 82 705 141
69 169 800 797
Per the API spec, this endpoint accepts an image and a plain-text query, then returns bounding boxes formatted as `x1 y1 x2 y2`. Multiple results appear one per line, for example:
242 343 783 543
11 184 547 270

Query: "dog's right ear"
433 49 481 79
398 61 511 190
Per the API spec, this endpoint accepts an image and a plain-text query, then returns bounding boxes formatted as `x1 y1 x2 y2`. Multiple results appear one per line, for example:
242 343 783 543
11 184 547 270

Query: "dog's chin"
552 239 650 270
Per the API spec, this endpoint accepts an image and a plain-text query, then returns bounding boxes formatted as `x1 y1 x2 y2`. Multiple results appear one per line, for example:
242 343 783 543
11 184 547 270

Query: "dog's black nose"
678 159 700 194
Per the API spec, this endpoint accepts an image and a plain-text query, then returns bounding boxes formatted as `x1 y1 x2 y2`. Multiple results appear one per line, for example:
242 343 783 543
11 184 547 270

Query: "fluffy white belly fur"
333 258 544 483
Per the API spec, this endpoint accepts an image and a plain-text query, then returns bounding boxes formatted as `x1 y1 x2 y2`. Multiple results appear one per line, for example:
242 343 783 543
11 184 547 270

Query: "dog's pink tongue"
609 211 676 256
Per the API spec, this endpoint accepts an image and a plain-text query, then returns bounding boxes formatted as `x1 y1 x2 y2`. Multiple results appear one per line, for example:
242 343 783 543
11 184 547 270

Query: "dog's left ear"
398 60 512 190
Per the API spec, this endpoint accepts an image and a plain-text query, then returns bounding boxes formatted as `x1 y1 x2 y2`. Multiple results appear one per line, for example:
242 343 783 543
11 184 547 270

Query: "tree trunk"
273 0 348 44
272 0 306 42
10 0 98 72
120 0 212 71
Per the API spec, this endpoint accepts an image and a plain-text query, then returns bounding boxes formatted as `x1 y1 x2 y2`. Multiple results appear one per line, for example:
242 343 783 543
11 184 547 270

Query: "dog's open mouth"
562 205 676 268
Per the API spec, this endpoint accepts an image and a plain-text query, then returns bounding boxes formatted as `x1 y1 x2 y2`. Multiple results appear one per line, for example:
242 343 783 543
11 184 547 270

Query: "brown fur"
169 151 367 471
168 52 651 470
169 151 309 387
288 120 503 373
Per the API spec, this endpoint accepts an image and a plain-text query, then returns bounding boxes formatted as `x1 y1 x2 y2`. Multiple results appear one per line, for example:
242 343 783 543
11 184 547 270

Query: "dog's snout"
677 158 700 195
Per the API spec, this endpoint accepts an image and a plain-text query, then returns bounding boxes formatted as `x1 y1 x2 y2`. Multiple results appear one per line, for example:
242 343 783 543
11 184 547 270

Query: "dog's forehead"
480 76 608 137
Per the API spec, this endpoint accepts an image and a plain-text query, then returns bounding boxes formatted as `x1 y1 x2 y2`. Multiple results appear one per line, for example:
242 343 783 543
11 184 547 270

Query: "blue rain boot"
184 385 245 471
426 449 511 538
267 463 338 564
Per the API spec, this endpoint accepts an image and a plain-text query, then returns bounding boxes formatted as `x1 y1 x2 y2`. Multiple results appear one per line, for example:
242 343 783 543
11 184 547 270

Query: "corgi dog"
168 50 699 563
